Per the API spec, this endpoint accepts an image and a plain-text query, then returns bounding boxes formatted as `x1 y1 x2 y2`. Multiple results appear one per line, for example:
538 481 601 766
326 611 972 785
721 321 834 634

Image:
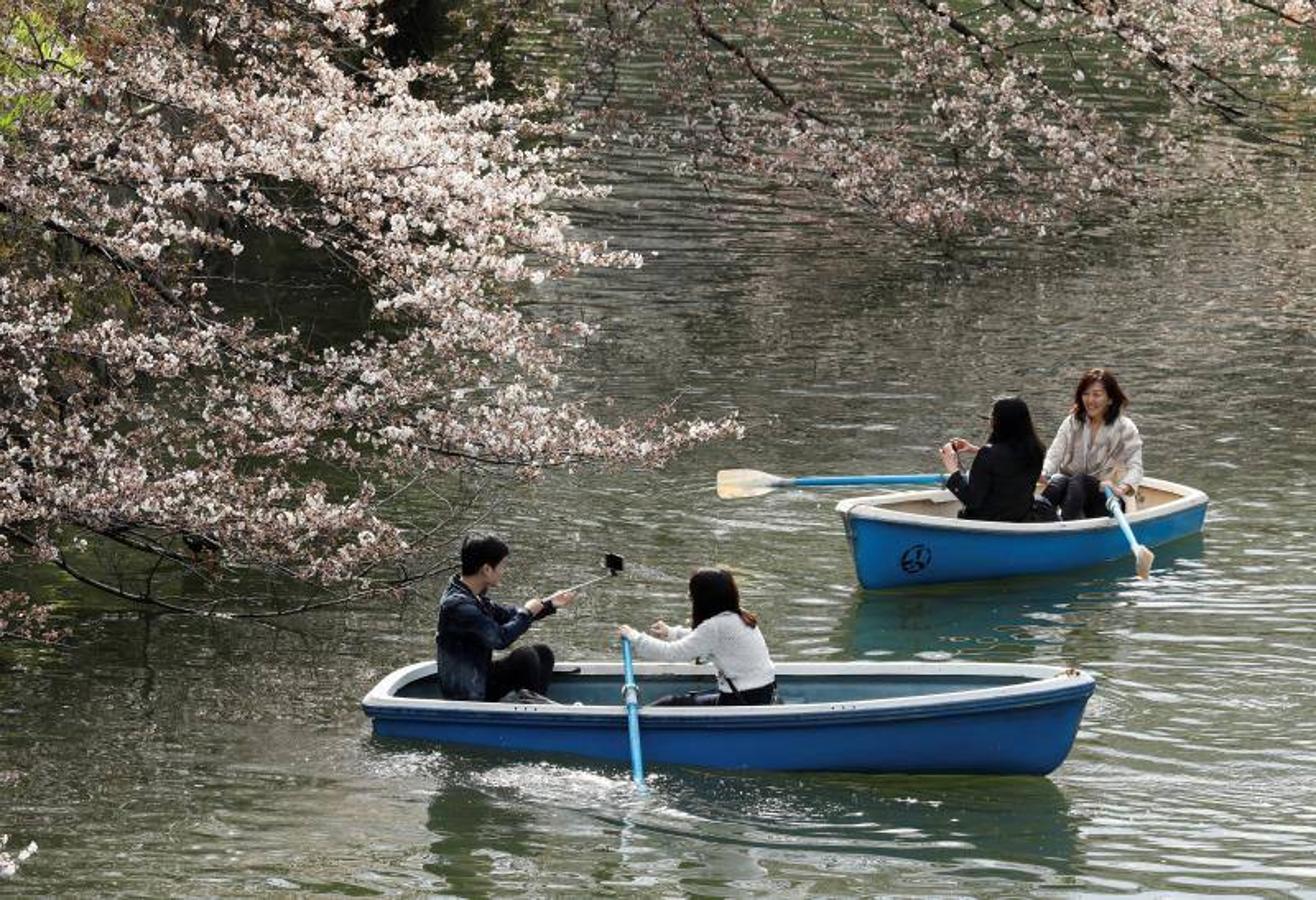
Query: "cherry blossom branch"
1 525 198 614
0 0 740 628
685 0 830 127
1238 0 1313 28
1062 0 1303 149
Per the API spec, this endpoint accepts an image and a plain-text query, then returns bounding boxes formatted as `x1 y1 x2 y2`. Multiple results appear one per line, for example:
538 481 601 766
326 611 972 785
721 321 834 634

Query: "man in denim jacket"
436 534 576 701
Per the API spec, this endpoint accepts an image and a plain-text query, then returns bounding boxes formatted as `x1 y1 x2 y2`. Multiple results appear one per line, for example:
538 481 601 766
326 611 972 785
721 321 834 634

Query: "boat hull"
362 661 1095 776
837 477 1208 590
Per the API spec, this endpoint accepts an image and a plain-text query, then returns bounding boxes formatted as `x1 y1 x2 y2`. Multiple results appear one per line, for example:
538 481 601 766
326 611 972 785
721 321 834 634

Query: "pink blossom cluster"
0 0 741 622
571 0 1316 235
0 590 64 644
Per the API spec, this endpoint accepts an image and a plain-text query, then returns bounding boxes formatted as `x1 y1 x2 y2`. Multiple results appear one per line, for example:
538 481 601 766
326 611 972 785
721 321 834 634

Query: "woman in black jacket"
938 397 1057 523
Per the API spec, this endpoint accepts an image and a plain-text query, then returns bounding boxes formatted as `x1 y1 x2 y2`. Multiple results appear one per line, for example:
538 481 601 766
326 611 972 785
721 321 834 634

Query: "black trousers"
650 680 779 707
485 644 555 701
1042 473 1123 521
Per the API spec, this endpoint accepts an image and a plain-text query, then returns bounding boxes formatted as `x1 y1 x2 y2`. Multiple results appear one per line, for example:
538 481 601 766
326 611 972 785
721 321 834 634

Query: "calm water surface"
4 126 1316 898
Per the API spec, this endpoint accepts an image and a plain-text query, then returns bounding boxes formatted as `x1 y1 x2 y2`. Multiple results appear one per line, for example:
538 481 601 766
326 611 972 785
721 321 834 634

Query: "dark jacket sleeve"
447 598 534 651
491 597 555 622
946 445 998 515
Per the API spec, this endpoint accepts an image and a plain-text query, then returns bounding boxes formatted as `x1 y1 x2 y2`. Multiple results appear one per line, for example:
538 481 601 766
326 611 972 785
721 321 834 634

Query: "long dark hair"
988 396 1045 469
1071 368 1129 425
689 568 758 629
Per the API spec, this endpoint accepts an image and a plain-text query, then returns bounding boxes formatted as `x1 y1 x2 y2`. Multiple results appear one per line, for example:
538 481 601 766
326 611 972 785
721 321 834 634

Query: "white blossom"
0 0 738 630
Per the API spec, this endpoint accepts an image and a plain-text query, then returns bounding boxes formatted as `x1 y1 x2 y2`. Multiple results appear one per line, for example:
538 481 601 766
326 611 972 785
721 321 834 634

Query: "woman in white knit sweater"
618 568 777 706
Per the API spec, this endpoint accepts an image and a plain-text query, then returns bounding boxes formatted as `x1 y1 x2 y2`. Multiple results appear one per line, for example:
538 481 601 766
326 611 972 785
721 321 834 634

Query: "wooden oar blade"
716 468 784 500
1134 545 1154 579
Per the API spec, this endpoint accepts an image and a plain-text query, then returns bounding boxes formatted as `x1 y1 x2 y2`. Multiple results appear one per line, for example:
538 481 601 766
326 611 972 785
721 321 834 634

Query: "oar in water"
1102 485 1154 579
717 468 945 500
620 636 647 793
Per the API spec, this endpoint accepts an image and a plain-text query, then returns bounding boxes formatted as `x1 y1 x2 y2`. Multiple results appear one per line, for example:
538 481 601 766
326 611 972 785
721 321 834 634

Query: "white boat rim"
835 476 1208 534
362 660 1095 719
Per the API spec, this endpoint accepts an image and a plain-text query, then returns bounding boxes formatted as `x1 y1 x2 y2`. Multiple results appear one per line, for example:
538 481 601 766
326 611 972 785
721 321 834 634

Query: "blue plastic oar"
1103 485 1154 579
717 468 946 499
620 636 647 792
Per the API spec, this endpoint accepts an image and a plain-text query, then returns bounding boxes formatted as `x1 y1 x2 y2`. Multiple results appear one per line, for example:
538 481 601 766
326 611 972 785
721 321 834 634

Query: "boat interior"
394 670 1035 706
872 483 1186 519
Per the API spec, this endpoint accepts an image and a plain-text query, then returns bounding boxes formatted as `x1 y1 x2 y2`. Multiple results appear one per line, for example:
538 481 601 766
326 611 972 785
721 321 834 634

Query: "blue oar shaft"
790 474 945 488
620 637 646 791
1103 486 1139 549
1103 485 1154 578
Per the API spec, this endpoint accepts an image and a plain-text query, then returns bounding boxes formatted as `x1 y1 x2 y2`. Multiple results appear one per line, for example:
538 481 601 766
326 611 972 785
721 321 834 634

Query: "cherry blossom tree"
6 0 1313 637
0 0 739 634
569 0 1316 235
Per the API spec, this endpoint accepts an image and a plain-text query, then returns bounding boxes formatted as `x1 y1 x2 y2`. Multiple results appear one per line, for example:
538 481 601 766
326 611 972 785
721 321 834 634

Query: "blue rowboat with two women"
362 659 1094 775
836 476 1208 590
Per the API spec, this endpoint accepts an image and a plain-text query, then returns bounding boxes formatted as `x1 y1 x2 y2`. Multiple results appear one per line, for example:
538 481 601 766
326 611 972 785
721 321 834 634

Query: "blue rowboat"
836 476 1208 590
362 660 1094 775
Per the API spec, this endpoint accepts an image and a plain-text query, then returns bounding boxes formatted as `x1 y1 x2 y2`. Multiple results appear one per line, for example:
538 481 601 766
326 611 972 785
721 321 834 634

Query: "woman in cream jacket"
1040 368 1144 520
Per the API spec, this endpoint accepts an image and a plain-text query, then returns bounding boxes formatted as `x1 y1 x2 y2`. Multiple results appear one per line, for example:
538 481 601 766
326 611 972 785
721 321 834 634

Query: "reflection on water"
413 744 1080 896
845 535 1209 661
